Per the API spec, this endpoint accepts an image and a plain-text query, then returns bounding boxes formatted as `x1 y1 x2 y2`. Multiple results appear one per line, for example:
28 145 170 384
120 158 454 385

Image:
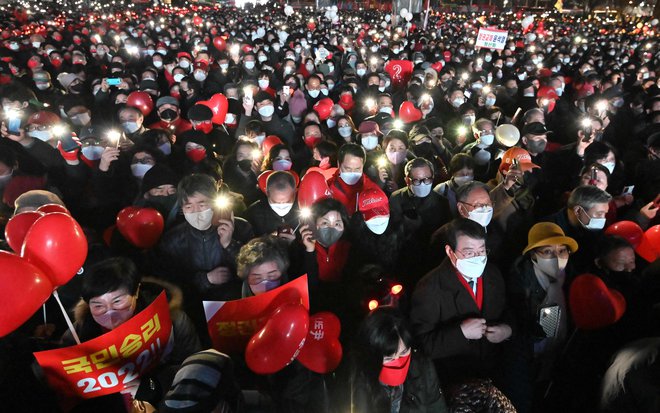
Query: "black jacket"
244 199 300 237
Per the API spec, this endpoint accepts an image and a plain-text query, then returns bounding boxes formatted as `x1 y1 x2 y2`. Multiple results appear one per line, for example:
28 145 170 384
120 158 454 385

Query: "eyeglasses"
455 248 490 259
410 177 433 186
383 346 411 363
132 157 155 165
89 293 135 316
535 246 571 259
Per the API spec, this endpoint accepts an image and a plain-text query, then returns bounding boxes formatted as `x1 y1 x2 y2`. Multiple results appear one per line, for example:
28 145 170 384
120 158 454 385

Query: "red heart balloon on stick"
198 93 229 125
127 91 154 116
635 225 660 263
399 101 422 124
604 220 644 248
116 207 165 249
297 312 343 373
4 211 44 252
298 171 332 208
21 212 88 288
0 251 54 337
245 303 309 375
213 36 226 51
569 274 626 330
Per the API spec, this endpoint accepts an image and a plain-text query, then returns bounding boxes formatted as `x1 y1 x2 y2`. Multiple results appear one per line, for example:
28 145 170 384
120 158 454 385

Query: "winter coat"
244 199 300 237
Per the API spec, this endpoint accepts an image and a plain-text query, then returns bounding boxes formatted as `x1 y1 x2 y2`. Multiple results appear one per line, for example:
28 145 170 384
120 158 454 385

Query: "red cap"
28 111 60 126
537 85 558 100
193 61 208 72
177 51 192 60
358 187 389 221
499 147 540 173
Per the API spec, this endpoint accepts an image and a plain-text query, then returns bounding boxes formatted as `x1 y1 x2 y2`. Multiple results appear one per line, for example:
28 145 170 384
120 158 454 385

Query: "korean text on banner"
204 275 309 354
34 291 173 399
475 28 508 50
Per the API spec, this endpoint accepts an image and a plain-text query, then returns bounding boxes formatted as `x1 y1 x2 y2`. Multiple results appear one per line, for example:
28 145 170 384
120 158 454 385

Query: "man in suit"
410 218 513 386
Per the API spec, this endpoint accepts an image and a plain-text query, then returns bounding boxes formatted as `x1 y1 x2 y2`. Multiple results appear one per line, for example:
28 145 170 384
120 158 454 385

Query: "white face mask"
340 171 362 185
361 136 379 151
356 68 366 77
28 130 52 141
153 60 163 68
82 145 105 160
219 63 229 70
455 254 487 280
258 55 268 63
254 134 266 145
601 161 615 174
184 208 214 231
326 118 336 128
258 79 269 89
173 73 185 83
269 202 293 217
479 134 495 146
467 206 493 227
130 163 153 178
244 61 256 70
308 89 320 98
365 216 389 235
158 142 172 155
338 126 352 138
258 105 275 118
411 182 432 198
451 98 464 108
193 71 207 82
179 60 190 68
122 121 140 134
533 256 568 277
71 112 91 126
386 150 406 165
577 206 606 231
453 175 474 186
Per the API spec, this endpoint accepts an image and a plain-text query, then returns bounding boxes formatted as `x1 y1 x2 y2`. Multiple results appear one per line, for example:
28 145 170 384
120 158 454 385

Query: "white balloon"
405 12 413 22
331 5 338 11
330 11 337 18
381 21 388 28
521 15 534 29
400 8 408 18
284 5 294 17
332 15 339 23
385 14 391 22
526 33 536 42
652 19 659 26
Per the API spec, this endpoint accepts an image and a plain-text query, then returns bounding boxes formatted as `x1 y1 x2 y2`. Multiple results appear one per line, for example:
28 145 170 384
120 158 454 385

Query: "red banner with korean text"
204 275 309 354
34 291 173 400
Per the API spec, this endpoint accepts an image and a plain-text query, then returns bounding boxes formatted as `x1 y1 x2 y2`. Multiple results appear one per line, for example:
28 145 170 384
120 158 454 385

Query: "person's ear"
522 136 528 146
457 202 468 218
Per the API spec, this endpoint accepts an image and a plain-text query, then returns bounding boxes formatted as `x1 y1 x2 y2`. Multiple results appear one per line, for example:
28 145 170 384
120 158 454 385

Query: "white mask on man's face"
269 202 293 217
365 216 389 235
184 208 214 231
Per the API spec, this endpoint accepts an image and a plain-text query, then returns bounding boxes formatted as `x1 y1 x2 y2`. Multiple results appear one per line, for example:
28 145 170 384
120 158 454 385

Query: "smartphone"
59 134 78 152
282 85 290 96
590 167 598 183
6 116 22 134
244 87 253 99
539 305 561 338
621 185 634 196
464 90 472 99
106 78 121 86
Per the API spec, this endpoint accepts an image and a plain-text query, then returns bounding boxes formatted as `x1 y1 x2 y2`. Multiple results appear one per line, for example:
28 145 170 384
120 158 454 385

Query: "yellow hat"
523 222 578 255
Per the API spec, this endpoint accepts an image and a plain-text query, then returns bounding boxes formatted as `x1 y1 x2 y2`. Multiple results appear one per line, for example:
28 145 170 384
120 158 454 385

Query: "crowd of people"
0 2 659 412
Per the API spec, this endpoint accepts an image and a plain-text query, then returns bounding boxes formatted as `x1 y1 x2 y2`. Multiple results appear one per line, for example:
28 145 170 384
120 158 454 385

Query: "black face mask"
146 194 177 216
70 83 85 94
238 159 253 172
160 109 177 121
413 142 435 159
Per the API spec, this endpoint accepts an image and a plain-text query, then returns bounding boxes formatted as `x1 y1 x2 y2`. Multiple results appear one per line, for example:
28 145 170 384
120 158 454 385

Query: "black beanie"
142 164 179 195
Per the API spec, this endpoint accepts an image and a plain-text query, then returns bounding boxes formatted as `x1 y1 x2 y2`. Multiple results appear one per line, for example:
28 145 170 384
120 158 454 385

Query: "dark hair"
81 257 140 302
236 236 290 279
442 218 487 250
382 129 409 149
177 173 218 207
584 141 616 167
266 170 296 192
314 140 338 165
311 198 349 228
405 157 434 177
245 120 264 136
350 307 413 406
597 235 634 263
137 128 174 147
579 162 610 180
231 138 258 157
262 143 291 171
0 81 37 104
338 143 366 164
449 153 475 175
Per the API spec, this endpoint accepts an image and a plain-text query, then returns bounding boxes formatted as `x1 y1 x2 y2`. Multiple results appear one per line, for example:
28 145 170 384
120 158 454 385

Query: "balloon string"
53 289 81 345
42 304 47 326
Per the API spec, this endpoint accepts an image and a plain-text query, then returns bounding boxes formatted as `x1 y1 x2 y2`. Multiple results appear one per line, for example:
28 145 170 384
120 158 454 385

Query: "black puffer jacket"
244 199 300 237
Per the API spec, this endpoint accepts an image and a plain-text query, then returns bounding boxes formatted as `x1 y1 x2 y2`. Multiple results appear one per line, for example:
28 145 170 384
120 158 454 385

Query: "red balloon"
298 171 332 208
213 36 226 51
399 101 422 124
4 211 44 253
262 135 283 154
193 16 203 26
307 22 316 31
127 91 154 116
313 98 334 121
636 225 660 263
385 60 414 87
605 221 644 249
245 303 309 374
103 225 116 247
569 274 626 330
0 251 54 337
297 312 343 373
198 93 228 125
36 203 70 215
21 213 88 288
116 207 164 249
258 170 274 194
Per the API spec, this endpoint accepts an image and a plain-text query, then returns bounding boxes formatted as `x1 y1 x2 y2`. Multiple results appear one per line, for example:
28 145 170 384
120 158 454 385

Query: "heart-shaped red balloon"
257 170 274 194
213 36 226 51
298 171 332 208
116 207 164 249
297 312 343 373
569 274 626 330
313 98 334 121
605 220 644 248
399 101 422 124
21 212 88 288
198 93 229 125
127 91 154 116
385 60 414 87
4 211 44 253
36 203 70 215
635 225 660 263
245 303 309 375
0 251 54 337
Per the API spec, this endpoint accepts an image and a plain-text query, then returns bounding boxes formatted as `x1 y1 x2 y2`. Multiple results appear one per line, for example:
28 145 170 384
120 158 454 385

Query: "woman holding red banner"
344 306 448 413
62 257 202 405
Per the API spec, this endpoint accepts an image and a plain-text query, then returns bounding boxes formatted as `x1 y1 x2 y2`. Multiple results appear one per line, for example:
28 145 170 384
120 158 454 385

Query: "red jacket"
326 170 381 216
315 239 351 282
